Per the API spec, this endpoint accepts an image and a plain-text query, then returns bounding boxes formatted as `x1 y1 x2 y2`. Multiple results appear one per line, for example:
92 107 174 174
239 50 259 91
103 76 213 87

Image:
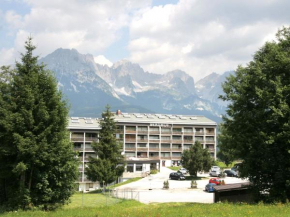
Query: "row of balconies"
124 130 214 135
124 139 215 143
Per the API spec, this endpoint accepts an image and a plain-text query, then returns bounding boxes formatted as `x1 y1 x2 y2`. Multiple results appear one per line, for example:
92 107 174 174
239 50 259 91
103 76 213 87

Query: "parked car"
169 172 186 180
205 183 217 192
224 170 238 177
209 166 221 177
178 168 188 174
209 178 221 185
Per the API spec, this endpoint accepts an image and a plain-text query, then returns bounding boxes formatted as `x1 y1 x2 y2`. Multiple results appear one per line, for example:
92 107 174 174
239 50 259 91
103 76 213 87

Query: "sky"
0 0 289 81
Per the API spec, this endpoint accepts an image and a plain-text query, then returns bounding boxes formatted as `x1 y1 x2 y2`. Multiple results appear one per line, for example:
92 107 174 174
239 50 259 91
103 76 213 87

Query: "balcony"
137 155 148 158
149 131 160 134
171 148 182 152
149 147 159 151
161 131 171 135
172 131 182 135
205 140 215 143
184 131 193 135
172 140 182 143
74 147 83 151
85 137 97 142
161 139 171 143
137 147 148 151
206 132 215 135
85 147 94 152
160 156 171 159
125 130 136 134
78 168 83 172
125 138 136 142
161 148 171 151
149 156 160 160
207 148 215 152
71 137 84 142
138 130 148 134
172 156 181 160
125 147 136 151
137 139 148 143
184 139 193 143
195 132 204 135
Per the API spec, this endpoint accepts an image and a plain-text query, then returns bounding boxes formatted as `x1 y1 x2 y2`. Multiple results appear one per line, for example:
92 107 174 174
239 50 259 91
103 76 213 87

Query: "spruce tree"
0 38 78 210
85 105 125 186
181 141 213 177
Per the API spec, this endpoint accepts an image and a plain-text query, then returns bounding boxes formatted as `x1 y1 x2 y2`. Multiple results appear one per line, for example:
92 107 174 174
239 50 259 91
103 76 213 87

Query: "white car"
209 166 221 177
178 168 188 174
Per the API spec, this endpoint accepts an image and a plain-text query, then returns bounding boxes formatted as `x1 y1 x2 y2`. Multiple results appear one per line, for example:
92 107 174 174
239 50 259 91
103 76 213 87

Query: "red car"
209 178 221 185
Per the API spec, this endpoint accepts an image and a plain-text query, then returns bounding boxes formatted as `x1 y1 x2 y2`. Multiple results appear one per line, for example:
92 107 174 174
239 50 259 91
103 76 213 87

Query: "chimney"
116 110 121 115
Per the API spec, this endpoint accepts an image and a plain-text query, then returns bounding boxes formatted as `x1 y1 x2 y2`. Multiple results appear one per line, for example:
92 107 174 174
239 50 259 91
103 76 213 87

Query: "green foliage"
163 180 169 189
150 169 158 174
85 105 125 186
0 38 78 210
217 123 237 166
181 141 213 177
167 166 181 171
220 27 290 202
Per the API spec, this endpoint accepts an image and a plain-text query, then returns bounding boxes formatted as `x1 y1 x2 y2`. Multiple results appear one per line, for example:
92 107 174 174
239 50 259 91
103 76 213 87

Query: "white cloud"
5 0 152 61
94 55 113 67
0 48 16 66
128 0 290 80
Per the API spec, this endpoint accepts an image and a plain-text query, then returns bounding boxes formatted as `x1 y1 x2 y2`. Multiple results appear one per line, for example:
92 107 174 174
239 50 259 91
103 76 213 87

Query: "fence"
73 189 140 208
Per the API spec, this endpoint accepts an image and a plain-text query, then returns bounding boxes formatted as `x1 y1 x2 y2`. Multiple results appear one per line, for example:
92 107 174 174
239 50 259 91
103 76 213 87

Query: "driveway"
115 167 248 204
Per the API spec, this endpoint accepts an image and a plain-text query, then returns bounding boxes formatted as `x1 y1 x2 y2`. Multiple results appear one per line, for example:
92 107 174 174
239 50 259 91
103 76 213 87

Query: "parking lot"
115 167 248 204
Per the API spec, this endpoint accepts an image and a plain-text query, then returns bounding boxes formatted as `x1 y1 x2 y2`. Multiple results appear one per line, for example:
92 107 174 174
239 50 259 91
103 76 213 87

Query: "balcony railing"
184 131 193 135
74 147 83 151
161 131 171 134
149 147 159 151
85 137 97 142
172 156 181 160
85 148 94 152
137 155 148 158
161 139 171 143
125 138 136 142
172 140 182 143
195 132 204 135
205 140 215 143
160 156 171 159
149 156 159 160
137 139 148 143
172 131 182 134
71 137 84 141
172 148 182 152
149 131 160 134
138 130 148 134
137 147 148 151
206 132 215 135
125 147 136 151
184 139 193 143
161 148 171 151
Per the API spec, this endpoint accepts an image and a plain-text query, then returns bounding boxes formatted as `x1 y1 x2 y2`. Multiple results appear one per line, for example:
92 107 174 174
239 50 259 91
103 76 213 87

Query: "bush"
150 170 158 174
163 180 169 189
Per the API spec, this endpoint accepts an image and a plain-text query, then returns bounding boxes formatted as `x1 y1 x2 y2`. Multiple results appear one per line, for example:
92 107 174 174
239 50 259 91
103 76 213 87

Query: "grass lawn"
167 166 181 171
2 196 290 217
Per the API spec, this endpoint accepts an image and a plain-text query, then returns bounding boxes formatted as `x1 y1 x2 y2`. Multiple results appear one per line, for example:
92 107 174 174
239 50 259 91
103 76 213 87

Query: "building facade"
68 111 217 191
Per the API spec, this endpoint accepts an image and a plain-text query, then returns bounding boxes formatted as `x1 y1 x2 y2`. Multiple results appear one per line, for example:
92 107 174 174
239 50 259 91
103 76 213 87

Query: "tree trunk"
28 167 33 190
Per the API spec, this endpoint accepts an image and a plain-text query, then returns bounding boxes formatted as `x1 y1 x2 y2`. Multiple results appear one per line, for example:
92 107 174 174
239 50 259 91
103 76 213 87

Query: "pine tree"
85 105 125 187
181 141 213 177
0 38 78 210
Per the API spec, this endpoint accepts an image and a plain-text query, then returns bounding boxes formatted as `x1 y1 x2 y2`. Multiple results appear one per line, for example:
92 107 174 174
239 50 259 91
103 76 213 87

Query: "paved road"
115 167 248 204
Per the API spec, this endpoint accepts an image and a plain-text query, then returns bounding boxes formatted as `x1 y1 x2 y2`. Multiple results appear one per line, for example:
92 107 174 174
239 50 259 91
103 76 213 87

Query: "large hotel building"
68 110 217 191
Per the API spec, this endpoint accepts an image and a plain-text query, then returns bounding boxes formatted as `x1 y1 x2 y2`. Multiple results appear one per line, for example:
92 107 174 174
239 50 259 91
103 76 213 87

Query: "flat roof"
67 112 217 130
113 113 216 126
214 182 250 192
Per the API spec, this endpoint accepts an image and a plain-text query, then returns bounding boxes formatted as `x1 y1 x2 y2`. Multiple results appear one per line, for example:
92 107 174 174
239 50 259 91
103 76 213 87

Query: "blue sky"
0 0 289 81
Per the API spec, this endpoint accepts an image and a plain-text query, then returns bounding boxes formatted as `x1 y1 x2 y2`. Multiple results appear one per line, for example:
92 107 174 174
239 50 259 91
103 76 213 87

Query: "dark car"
224 170 238 177
205 183 216 192
169 172 185 180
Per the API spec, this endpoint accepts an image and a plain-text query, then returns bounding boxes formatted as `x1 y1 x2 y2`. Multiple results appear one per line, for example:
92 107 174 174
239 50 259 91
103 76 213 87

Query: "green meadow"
1 193 290 217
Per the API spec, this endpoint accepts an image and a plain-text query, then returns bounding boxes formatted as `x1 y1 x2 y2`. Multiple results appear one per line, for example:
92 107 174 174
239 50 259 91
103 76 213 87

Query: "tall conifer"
0 38 78 210
85 105 125 186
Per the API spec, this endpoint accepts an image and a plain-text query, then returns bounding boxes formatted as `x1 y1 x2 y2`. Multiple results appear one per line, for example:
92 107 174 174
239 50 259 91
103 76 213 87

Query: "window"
149 135 159 140
89 183 93 188
127 164 134 172
136 164 143 172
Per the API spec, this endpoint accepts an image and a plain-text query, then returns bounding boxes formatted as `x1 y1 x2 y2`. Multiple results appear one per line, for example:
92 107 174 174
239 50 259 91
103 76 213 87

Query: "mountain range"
40 48 233 123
